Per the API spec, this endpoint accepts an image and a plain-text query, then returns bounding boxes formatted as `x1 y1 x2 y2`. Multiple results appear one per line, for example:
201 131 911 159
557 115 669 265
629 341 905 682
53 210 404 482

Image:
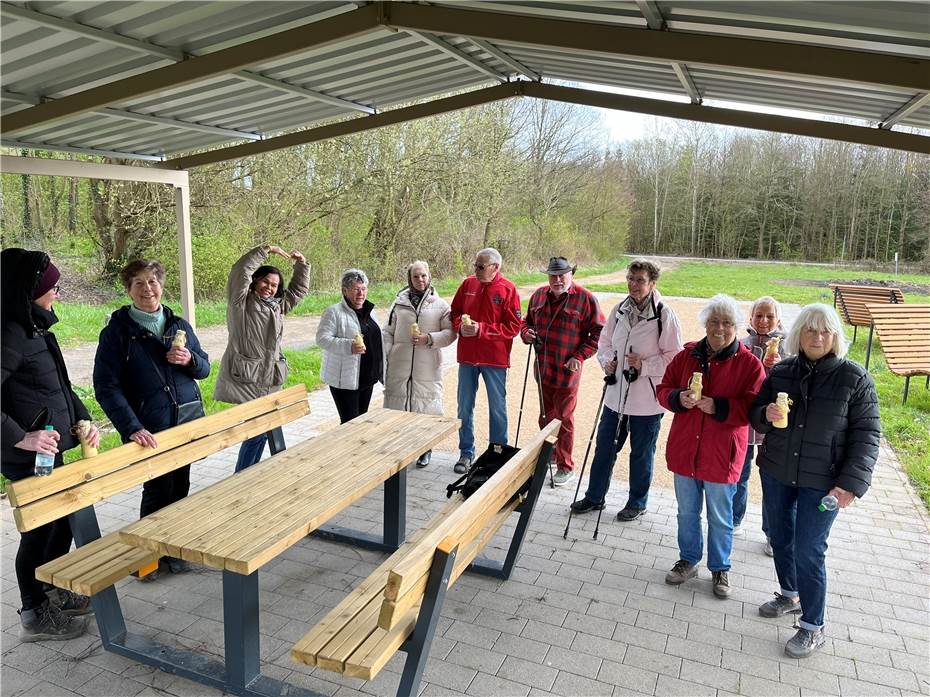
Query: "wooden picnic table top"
118 408 458 575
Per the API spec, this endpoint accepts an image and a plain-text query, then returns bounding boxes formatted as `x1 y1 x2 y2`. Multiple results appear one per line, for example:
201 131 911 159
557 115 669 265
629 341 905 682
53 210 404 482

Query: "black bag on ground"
447 443 524 500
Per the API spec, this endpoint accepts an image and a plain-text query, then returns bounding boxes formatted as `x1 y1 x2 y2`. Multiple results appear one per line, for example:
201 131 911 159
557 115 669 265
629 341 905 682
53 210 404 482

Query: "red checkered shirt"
520 283 604 389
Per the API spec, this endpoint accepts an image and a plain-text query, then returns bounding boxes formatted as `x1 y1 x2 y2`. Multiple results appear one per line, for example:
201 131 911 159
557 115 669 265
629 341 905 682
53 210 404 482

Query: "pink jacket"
597 290 683 416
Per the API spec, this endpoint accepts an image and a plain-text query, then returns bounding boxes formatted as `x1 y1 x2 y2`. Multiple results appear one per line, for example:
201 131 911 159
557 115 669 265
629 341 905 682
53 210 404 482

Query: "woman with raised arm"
214 244 310 471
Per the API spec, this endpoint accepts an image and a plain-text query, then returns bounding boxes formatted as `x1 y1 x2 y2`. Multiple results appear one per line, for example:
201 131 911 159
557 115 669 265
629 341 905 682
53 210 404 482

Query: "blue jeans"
761 470 838 630
235 433 267 473
457 364 508 459
673 474 736 572
583 408 663 509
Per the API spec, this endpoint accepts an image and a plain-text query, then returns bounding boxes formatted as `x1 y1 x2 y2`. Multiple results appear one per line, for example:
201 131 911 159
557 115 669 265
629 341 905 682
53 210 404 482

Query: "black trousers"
330 384 375 424
140 464 191 518
16 518 73 610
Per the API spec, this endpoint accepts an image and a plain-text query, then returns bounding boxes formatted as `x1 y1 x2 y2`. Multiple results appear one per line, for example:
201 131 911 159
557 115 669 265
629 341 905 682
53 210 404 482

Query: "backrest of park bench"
8 384 309 532
830 283 905 327
866 303 930 376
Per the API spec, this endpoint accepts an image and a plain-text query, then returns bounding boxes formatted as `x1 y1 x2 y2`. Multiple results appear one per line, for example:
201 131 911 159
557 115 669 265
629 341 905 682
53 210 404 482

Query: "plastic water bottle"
34 425 55 477
818 494 838 512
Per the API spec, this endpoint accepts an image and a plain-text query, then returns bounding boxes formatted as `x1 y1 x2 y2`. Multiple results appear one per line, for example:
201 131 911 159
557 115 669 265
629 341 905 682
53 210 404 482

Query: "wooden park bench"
8 385 308 600
829 283 905 367
291 419 560 697
866 303 930 404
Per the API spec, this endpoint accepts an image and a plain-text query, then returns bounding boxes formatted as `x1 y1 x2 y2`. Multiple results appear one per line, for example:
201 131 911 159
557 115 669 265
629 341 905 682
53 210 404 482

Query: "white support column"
174 181 195 328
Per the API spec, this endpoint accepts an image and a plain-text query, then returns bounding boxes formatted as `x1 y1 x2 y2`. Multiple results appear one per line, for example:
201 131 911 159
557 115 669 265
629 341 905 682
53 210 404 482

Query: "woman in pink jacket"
657 294 765 599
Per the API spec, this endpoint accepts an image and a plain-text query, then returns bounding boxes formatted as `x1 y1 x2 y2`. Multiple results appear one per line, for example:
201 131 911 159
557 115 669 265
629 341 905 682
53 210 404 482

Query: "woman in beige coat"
382 261 456 467
214 244 310 471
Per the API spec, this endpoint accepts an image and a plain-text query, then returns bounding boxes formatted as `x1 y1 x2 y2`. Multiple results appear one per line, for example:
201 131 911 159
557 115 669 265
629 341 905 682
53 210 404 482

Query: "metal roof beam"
635 1 701 104
407 31 506 82
162 82 522 169
2 3 381 135
635 0 666 31
234 72 374 114
671 63 702 104
384 3 930 93
470 38 541 81
0 2 184 62
3 90 262 141
520 82 929 155
879 93 930 129
1 139 166 162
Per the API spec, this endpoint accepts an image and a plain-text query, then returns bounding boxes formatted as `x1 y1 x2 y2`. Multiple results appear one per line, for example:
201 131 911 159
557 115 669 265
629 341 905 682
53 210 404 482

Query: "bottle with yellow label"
461 314 473 327
688 372 703 400
353 332 365 349
75 420 98 458
171 329 187 349
410 322 421 338
764 335 781 360
773 392 792 428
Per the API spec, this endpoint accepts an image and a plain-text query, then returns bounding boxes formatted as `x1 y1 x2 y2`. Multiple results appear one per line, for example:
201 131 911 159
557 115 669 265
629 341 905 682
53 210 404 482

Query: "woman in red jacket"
657 294 765 599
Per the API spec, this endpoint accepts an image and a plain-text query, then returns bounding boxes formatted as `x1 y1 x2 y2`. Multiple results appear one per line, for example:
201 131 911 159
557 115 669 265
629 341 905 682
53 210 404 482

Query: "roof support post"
174 183 196 328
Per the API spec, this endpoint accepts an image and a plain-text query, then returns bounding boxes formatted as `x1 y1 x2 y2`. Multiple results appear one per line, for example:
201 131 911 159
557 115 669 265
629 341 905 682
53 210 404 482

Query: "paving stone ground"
3 295 929 697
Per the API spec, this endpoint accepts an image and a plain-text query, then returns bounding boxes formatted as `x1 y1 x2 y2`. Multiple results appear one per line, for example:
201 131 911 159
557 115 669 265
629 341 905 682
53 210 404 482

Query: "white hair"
751 296 782 319
341 268 368 290
698 294 743 328
785 303 849 359
476 247 502 266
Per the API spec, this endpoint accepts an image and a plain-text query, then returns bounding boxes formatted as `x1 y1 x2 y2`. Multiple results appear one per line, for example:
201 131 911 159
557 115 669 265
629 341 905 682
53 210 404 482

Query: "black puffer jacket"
1 249 90 480
93 305 209 441
750 353 880 497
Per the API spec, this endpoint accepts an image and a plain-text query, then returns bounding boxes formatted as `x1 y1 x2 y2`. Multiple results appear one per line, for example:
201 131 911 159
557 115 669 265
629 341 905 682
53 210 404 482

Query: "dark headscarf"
1 248 55 333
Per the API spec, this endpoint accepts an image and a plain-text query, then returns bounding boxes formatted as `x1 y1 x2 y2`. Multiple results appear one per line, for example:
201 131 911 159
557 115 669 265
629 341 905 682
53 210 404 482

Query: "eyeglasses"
474 262 497 270
53 284 61 293
707 319 734 328
626 276 650 285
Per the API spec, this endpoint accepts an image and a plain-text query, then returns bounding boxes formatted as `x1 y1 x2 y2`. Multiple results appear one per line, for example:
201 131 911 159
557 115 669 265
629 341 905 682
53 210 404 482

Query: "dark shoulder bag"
143 345 205 426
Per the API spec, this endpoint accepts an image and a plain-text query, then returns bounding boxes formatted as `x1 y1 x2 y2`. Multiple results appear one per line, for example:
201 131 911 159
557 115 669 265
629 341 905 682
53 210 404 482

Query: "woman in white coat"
316 269 383 424
382 261 456 467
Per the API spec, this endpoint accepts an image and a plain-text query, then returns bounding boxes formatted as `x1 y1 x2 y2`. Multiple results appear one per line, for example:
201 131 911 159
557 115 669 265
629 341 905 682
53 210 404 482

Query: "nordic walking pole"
594 349 633 540
564 374 609 539
514 340 534 447
531 339 557 488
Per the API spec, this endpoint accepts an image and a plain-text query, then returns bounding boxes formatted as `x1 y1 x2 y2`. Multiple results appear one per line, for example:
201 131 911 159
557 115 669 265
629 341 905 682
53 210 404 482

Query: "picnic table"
113 408 457 697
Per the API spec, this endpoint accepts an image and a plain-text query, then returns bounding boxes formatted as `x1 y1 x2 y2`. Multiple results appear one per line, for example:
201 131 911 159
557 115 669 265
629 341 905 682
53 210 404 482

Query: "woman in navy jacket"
749 303 879 659
93 260 209 577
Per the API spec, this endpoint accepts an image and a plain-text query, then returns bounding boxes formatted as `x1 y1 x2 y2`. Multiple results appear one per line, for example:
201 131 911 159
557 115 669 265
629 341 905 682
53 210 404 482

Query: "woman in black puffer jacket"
93 259 209 579
749 303 880 660
1 248 99 641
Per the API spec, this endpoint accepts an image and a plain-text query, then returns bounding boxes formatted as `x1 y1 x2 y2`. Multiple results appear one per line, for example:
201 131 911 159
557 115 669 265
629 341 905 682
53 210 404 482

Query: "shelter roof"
2 1 928 165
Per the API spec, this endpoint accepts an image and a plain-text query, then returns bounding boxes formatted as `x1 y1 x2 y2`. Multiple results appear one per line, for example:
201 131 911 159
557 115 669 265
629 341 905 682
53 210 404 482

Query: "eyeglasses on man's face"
474 262 497 271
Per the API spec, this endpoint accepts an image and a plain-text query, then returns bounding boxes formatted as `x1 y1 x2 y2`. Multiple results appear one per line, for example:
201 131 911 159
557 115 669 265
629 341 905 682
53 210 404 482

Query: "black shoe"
46 588 93 617
616 506 646 522
570 498 605 514
785 626 825 658
453 456 472 474
416 450 432 468
19 601 87 642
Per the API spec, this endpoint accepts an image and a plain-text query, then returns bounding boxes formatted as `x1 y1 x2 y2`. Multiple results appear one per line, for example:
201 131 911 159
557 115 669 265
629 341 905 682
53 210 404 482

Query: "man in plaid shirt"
521 257 605 486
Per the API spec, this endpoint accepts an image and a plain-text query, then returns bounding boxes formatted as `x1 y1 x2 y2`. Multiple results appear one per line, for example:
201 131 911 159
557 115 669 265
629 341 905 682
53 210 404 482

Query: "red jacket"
658 339 765 484
451 274 521 368
520 284 604 389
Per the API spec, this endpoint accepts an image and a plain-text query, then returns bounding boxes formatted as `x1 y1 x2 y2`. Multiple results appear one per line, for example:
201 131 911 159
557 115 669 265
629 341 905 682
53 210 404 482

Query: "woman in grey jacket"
214 245 310 471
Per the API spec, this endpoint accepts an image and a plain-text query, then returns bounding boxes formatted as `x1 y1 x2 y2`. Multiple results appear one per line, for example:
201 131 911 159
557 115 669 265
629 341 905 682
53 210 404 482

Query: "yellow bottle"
171 329 187 348
688 372 703 400
410 322 421 338
773 392 792 428
353 332 365 349
461 314 473 327
75 420 98 458
764 336 781 360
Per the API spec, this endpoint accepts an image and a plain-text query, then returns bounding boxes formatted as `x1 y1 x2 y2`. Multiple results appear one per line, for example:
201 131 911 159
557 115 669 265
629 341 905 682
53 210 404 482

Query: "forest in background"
2 97 928 300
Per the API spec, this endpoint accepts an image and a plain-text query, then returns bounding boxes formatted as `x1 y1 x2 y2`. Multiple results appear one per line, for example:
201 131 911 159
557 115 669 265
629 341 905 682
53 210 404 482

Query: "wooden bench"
866 303 930 403
291 419 560 696
829 283 905 367
8 385 309 599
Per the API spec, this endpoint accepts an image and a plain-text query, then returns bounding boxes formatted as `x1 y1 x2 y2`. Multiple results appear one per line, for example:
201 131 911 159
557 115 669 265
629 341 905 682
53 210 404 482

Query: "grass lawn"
50 259 631 348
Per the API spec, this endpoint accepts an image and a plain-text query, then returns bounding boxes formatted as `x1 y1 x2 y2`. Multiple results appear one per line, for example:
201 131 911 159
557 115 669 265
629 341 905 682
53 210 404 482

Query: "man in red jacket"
451 248 522 473
521 257 604 486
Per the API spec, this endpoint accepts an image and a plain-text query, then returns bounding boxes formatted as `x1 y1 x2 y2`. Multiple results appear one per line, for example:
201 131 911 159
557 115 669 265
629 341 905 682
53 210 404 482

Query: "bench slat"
7 385 308 507
13 400 309 533
383 422 559 603
35 532 157 595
